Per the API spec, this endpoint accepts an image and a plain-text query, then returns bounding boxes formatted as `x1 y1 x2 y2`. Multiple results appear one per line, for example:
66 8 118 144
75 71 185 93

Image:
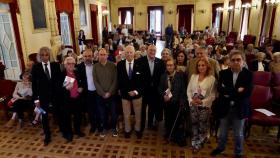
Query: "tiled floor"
0 118 279 158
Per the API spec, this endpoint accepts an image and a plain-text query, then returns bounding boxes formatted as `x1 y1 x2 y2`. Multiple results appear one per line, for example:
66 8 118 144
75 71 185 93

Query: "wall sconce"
138 12 143 16
216 7 224 12
102 10 109 15
266 0 280 6
198 9 206 14
227 5 234 11
241 3 257 9
167 9 174 15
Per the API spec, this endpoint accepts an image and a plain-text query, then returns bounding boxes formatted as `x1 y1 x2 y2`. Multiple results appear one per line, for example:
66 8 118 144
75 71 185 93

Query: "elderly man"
186 46 220 81
211 50 253 158
31 47 63 146
138 45 165 131
93 48 118 137
76 49 98 134
117 45 143 138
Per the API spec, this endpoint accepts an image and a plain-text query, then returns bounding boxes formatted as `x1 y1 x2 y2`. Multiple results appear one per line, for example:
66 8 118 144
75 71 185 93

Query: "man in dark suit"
211 50 253 158
76 49 98 134
138 45 165 131
31 47 63 146
117 45 143 138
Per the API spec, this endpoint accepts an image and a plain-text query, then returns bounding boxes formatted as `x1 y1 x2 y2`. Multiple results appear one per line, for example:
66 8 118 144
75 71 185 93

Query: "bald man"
77 49 98 134
117 45 143 138
138 45 165 131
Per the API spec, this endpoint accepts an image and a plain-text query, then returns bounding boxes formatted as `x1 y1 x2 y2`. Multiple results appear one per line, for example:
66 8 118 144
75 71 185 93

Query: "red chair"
226 32 238 44
253 71 272 86
0 79 17 119
246 85 280 141
243 35 256 47
272 72 280 86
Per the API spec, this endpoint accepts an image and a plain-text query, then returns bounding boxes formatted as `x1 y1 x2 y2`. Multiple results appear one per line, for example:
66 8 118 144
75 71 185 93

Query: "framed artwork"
30 0 47 30
79 0 87 26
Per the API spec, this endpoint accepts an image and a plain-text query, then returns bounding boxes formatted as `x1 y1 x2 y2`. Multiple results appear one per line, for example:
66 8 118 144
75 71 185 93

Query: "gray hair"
161 48 171 55
38 47 52 62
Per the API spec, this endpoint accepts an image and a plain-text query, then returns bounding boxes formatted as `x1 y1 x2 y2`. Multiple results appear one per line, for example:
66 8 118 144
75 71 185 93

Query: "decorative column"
48 0 61 61
73 0 81 54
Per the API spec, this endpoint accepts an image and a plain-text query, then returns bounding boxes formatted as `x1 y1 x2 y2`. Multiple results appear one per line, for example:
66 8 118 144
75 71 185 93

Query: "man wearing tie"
117 45 143 138
138 45 165 131
31 47 63 146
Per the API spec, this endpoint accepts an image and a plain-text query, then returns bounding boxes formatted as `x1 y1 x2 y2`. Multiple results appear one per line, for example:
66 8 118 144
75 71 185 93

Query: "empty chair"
252 71 271 86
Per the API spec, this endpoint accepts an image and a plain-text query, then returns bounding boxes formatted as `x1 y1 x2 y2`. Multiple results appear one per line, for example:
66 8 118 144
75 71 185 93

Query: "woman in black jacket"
158 58 189 146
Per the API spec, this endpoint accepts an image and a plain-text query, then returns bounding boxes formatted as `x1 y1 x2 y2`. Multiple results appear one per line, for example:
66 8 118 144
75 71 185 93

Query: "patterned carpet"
0 118 279 158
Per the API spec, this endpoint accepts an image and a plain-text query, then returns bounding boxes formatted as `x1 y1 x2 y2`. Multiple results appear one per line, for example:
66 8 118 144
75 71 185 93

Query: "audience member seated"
176 51 187 73
5 71 32 128
161 48 171 64
269 52 280 73
251 52 269 72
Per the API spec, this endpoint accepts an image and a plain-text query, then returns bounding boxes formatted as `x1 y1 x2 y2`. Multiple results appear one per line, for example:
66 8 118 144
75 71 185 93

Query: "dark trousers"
164 102 179 137
96 95 118 131
62 97 82 136
86 90 98 130
41 104 51 140
11 99 32 119
141 94 162 131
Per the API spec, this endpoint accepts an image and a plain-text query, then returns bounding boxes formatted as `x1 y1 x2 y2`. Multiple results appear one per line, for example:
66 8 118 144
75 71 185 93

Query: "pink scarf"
67 72 79 98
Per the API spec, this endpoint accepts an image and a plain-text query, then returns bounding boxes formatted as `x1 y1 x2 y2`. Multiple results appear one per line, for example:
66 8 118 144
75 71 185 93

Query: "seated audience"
269 52 280 73
176 51 187 73
251 52 269 71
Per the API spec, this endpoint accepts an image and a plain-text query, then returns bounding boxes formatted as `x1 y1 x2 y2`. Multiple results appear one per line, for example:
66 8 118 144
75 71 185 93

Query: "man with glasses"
211 50 253 158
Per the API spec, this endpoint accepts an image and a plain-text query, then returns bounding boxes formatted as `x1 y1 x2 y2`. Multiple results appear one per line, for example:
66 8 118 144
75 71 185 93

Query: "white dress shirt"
85 63 96 91
42 61 51 78
258 62 264 71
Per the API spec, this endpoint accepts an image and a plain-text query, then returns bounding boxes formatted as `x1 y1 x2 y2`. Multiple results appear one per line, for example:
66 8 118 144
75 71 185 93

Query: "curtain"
177 5 194 34
269 7 276 39
240 8 249 40
90 4 98 44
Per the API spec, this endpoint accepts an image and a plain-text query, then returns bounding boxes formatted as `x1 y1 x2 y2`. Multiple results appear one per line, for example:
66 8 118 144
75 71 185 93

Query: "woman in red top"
61 56 85 142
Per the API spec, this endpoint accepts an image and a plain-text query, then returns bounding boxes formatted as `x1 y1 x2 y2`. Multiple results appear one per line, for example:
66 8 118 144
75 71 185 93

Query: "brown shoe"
5 119 17 127
17 120 23 129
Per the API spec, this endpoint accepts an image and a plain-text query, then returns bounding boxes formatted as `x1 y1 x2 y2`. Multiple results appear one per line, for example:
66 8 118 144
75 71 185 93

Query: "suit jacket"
216 68 253 119
31 62 63 106
117 60 143 100
137 56 165 97
158 72 187 106
251 60 269 72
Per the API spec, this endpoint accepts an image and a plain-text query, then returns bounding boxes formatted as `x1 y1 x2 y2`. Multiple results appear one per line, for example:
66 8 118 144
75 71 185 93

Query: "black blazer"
251 60 269 72
117 60 143 100
137 56 165 96
78 35 85 45
216 68 253 119
158 72 187 106
31 62 63 106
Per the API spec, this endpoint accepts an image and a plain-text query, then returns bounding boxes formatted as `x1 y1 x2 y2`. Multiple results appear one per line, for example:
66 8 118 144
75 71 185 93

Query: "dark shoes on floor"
210 148 224 156
135 131 142 139
44 136 51 146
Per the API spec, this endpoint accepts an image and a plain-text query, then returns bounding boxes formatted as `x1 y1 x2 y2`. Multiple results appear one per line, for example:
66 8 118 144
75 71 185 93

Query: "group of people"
4 25 280 158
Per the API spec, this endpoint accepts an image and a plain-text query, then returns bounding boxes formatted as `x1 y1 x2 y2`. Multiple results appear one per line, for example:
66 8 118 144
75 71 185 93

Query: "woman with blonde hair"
187 58 216 152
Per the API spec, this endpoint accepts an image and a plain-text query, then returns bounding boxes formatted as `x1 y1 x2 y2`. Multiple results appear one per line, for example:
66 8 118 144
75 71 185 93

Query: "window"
228 10 234 33
0 4 21 80
124 11 131 25
149 10 162 33
240 8 249 40
214 10 222 33
60 12 72 45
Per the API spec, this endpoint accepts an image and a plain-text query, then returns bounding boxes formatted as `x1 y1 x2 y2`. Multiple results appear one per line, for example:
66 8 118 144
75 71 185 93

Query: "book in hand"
165 88 173 99
63 76 75 89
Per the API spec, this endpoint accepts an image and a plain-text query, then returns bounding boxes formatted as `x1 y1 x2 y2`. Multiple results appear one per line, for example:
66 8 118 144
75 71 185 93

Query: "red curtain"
147 6 163 33
8 1 24 70
212 3 223 32
90 4 98 44
177 5 194 34
118 7 134 25
269 7 276 39
55 0 76 51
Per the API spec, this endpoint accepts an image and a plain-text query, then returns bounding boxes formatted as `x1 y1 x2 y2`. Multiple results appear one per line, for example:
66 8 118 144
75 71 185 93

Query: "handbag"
7 98 17 108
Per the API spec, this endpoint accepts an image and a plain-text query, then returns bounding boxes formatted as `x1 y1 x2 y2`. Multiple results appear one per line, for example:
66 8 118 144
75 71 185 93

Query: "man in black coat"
211 50 253 158
76 49 98 134
31 47 63 146
138 45 165 131
117 45 143 138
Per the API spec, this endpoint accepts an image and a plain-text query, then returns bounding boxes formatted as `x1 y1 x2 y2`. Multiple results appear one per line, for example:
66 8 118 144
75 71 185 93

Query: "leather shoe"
135 131 142 139
124 132 130 138
210 148 224 156
44 138 51 146
75 132 85 137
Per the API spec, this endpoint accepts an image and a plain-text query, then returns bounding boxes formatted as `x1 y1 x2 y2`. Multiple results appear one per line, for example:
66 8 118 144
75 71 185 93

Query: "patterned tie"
44 63 50 80
128 62 132 80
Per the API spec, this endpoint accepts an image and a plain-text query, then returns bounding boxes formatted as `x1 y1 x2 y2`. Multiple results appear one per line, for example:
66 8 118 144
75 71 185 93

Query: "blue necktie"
128 62 132 80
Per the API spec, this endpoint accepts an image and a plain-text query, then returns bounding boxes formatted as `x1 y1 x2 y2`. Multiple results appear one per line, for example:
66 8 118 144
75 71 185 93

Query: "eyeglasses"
67 63 75 65
230 58 242 62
